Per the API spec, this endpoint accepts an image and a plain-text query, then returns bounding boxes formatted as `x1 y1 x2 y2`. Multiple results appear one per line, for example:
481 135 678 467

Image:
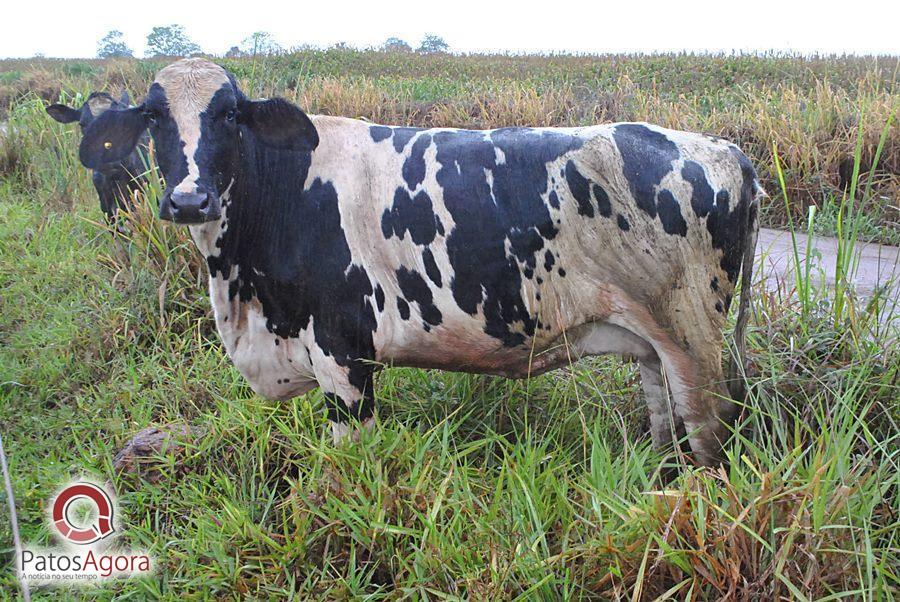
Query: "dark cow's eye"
225 109 236 122
143 110 157 126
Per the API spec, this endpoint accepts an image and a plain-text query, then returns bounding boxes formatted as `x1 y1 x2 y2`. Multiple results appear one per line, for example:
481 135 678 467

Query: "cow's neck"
190 130 318 318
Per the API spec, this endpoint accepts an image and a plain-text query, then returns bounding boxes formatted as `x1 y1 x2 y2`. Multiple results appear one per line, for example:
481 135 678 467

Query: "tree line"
98 27 450 58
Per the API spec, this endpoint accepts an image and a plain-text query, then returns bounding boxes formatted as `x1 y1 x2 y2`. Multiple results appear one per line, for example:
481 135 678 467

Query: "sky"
2 0 899 58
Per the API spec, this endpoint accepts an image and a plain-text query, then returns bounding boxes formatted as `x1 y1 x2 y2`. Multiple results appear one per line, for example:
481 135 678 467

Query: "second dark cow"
47 91 148 222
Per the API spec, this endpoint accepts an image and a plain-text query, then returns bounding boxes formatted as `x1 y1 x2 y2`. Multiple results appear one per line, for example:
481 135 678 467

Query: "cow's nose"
171 190 209 212
166 189 219 223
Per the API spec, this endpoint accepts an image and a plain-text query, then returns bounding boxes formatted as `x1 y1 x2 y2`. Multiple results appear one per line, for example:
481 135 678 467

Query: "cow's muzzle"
160 188 221 224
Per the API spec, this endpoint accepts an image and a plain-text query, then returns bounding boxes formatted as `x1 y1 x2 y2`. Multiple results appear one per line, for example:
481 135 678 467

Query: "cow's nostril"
199 197 209 210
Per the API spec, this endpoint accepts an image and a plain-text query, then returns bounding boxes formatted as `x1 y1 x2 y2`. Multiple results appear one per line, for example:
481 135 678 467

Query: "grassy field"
0 51 898 599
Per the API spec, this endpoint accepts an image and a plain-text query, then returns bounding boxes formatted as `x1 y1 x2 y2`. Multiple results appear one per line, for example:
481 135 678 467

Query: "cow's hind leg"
571 322 683 452
655 348 730 466
662 280 737 466
639 354 686 453
604 287 730 466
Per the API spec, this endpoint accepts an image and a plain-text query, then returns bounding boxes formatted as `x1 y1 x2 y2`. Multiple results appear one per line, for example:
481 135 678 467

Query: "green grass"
0 54 898 599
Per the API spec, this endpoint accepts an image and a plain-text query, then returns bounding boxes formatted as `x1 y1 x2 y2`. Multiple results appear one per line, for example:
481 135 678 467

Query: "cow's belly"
377 316 654 379
383 336 548 378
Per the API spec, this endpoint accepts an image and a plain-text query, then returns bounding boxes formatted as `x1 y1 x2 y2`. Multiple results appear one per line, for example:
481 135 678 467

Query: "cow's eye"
225 109 236 122
143 110 157 125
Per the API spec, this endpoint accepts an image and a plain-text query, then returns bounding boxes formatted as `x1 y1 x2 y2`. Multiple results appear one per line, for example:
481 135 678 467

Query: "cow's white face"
150 59 232 222
78 58 320 224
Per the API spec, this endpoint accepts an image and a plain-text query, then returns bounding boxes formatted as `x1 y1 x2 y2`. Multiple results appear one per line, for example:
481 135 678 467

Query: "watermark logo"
18 480 153 586
52 482 115 544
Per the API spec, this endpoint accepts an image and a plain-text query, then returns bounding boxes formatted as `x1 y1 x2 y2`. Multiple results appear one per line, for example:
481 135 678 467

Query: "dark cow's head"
47 91 144 219
79 58 319 225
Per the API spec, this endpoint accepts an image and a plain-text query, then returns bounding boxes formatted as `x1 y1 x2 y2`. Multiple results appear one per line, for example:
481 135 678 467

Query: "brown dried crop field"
1 50 898 242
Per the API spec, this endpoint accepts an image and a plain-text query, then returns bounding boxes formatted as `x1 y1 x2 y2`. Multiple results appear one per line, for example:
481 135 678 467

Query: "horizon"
3 0 899 59
4 47 900 61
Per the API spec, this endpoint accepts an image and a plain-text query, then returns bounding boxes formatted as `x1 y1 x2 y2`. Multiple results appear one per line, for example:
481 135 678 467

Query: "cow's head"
48 92 141 214
79 58 319 224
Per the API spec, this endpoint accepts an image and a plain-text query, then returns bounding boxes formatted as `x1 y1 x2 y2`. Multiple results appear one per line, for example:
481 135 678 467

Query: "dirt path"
757 228 899 299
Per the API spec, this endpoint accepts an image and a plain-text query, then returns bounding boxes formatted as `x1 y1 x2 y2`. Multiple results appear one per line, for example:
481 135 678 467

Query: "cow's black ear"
239 98 318 152
119 90 131 107
79 106 147 169
46 104 81 124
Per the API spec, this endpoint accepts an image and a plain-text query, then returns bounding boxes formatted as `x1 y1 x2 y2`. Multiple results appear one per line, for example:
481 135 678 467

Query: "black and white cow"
47 91 148 222
80 59 760 465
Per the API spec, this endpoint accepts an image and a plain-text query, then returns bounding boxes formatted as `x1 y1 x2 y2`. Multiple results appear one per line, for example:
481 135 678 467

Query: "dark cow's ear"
79 106 147 169
239 97 319 152
46 104 82 124
119 90 131 107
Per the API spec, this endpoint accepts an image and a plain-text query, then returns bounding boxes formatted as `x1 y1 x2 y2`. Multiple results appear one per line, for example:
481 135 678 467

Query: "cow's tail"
726 183 761 404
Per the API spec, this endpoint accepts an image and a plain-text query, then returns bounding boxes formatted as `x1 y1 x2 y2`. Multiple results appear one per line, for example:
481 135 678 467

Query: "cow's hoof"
330 416 376 444
113 423 204 483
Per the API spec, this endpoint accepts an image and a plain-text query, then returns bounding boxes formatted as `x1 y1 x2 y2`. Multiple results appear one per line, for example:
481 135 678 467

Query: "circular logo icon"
51 483 115 544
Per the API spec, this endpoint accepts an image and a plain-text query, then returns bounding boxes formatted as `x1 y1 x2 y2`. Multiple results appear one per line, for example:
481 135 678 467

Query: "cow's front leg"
313 358 376 443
